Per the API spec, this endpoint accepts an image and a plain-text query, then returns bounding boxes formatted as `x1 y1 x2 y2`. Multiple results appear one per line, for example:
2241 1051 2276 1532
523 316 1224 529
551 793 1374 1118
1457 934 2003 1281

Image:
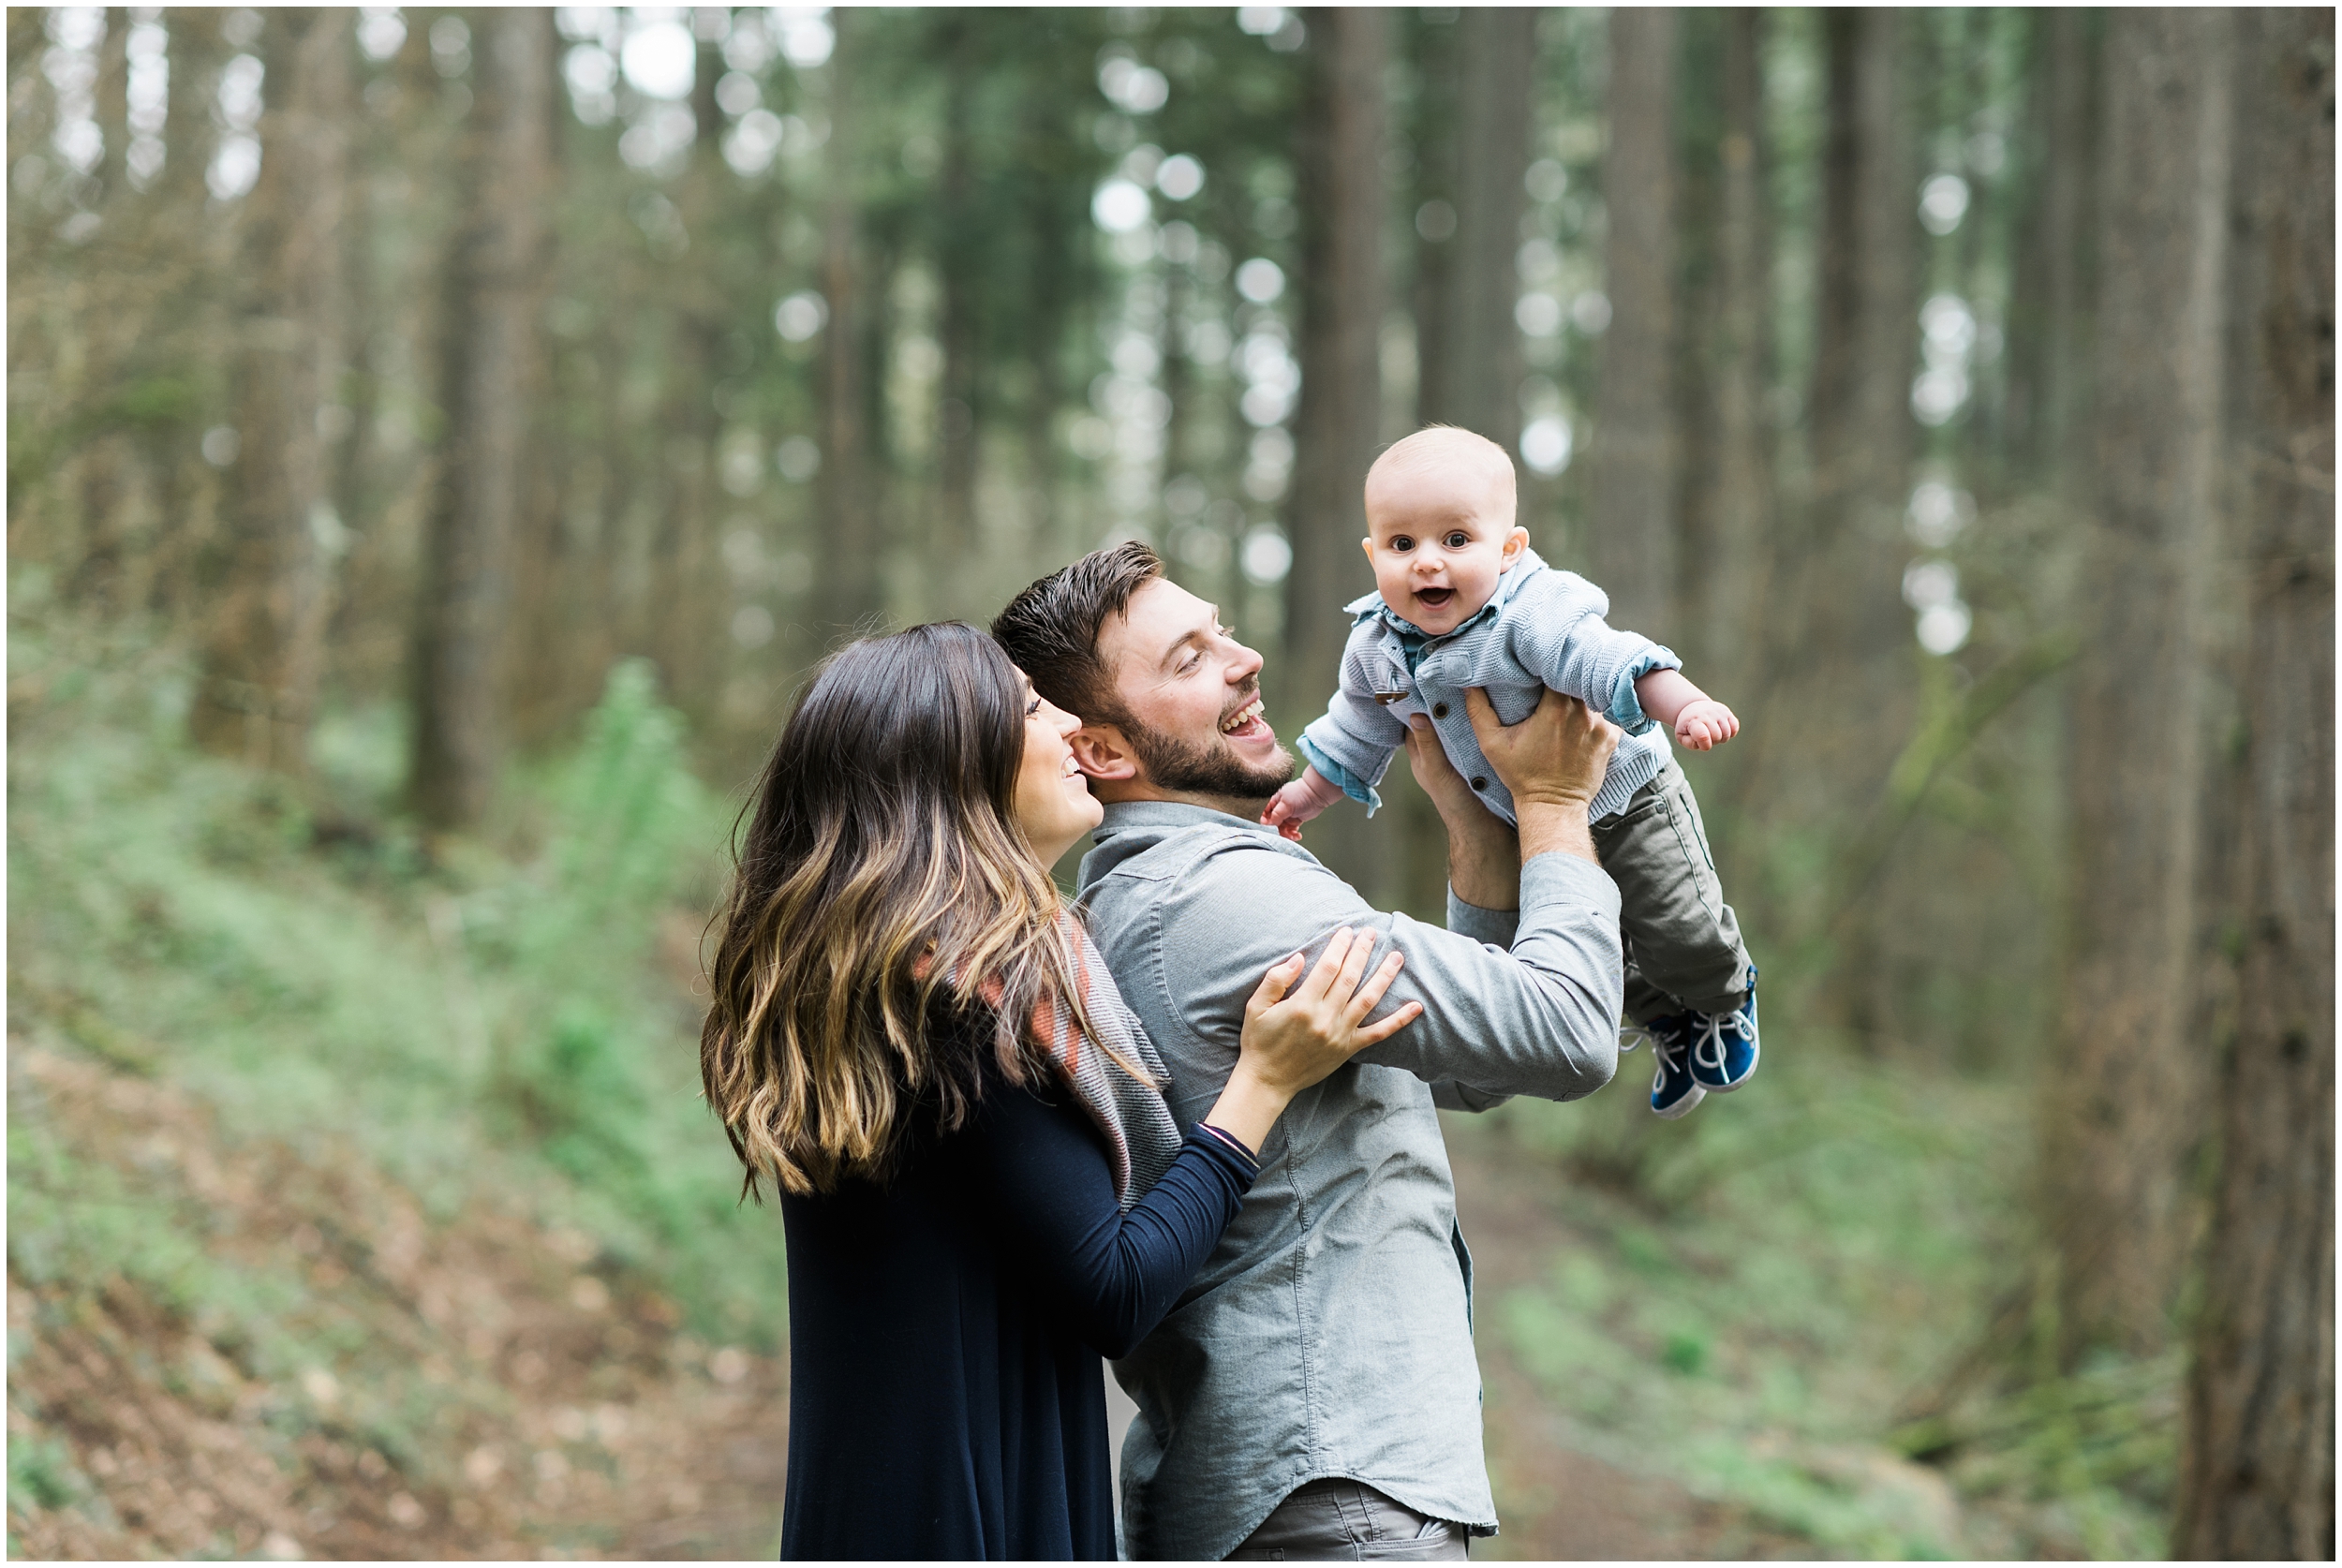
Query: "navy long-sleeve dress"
777 1071 1258 1561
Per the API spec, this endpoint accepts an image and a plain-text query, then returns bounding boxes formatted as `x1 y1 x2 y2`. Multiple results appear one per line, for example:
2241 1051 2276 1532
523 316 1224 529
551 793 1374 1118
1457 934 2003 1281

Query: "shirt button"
1432 703 1449 719
1471 776 1488 791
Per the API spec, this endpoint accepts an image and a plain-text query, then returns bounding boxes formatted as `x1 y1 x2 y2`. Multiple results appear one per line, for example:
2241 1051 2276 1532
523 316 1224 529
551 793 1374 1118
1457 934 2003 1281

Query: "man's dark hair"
990 541 1164 728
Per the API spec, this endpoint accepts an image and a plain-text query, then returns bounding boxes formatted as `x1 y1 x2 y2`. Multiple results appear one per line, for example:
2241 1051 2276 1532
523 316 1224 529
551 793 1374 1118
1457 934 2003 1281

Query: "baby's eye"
1388 536 1415 553
1444 531 1471 550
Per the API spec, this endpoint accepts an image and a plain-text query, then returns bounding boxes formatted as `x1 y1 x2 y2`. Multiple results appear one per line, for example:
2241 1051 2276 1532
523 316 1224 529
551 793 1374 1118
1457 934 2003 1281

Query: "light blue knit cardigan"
1295 547 1679 826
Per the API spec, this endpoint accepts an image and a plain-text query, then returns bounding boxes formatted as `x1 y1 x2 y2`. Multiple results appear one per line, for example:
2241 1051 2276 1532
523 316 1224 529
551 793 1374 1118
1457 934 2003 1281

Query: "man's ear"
1499 525 1531 570
1069 724 1140 782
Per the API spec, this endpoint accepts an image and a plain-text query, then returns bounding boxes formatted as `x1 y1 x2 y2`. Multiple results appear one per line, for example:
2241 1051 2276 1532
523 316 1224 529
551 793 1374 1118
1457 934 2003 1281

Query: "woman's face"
1012 672 1104 864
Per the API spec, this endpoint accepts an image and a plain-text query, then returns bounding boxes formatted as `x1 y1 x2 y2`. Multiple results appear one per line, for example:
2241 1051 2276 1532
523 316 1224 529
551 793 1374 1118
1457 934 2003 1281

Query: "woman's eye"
1026 697 1043 717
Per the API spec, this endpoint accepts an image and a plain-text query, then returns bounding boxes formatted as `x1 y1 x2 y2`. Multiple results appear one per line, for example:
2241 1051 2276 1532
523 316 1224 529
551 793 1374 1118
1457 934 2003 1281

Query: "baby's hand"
1262 779 1328 841
1262 767 1345 842
1674 699 1741 751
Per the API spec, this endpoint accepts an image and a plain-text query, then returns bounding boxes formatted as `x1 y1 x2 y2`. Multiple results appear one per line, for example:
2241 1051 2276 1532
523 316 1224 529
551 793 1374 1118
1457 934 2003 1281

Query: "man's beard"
1123 711 1295 806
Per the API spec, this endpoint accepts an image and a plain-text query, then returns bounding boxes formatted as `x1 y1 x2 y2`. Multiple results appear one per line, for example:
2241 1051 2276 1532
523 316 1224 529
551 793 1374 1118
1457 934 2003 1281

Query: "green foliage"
8 1435 95 1517
1462 1037 2168 1557
7 615 784 1348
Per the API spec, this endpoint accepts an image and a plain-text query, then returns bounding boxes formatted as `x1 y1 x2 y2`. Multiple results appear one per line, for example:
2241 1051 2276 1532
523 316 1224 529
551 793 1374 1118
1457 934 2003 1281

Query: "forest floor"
7 614 2174 1561
7 1043 791 1561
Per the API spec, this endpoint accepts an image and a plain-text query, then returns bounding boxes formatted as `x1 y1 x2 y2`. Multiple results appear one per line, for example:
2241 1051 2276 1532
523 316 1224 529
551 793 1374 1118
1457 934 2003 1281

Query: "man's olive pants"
1225 1478 1470 1561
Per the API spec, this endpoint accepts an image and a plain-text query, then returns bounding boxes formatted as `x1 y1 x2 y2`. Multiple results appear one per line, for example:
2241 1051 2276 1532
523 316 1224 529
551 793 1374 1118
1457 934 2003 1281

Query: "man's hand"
1674 698 1740 751
1404 717 1519 911
1465 687 1618 867
1465 687 1618 810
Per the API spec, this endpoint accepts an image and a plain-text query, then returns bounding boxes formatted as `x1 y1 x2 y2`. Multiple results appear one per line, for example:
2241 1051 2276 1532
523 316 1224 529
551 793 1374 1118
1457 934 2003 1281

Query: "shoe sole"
1695 1053 1756 1093
1652 1083 1705 1119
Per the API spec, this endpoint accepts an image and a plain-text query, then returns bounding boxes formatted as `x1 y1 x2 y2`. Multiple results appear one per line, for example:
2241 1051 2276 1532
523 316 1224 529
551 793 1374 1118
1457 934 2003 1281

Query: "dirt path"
7 1045 791 1560
1446 1132 1803 1561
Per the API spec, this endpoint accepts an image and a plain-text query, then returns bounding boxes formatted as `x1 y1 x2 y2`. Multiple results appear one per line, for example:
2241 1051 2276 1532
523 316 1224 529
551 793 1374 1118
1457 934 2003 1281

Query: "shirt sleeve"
1502 576 1682 735
1144 840 1624 1112
1296 626 1413 812
965 1086 1258 1360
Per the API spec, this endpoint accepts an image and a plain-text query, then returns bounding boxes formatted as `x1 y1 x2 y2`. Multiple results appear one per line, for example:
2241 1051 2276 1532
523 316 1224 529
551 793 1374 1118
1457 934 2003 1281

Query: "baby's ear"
1359 536 1375 563
1500 525 1531 568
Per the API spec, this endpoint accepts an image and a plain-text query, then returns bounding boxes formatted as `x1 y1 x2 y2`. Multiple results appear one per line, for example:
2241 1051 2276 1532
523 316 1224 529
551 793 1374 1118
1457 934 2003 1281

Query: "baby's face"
1360 466 1529 635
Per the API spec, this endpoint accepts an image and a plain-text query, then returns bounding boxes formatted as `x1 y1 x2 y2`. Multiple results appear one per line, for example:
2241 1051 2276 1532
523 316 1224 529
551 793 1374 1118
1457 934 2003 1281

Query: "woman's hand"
1201 928 1424 1155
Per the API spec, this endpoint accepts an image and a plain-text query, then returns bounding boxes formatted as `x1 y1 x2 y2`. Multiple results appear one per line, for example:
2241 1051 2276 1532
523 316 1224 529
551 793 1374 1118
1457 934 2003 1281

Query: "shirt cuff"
1194 1122 1263 1176
1445 887 1521 947
1519 845 1623 924
1297 735 1383 816
1606 645 1682 735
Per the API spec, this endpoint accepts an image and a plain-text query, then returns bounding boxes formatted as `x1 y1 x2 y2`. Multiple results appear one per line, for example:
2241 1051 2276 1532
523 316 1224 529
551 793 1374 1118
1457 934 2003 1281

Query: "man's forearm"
1517 798 1597 868
1445 813 1520 911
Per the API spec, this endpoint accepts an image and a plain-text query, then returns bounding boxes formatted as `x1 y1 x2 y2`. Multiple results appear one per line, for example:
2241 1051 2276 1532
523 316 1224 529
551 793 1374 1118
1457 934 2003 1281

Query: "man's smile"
1220 694 1271 740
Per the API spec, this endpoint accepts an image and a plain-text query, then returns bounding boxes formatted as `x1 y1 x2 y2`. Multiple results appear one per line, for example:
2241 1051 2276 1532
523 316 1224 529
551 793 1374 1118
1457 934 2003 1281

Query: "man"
993 543 1625 1561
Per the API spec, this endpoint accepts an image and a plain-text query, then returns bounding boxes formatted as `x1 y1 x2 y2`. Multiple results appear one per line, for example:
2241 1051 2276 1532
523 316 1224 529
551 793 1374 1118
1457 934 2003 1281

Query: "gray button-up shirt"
1077 802 1624 1560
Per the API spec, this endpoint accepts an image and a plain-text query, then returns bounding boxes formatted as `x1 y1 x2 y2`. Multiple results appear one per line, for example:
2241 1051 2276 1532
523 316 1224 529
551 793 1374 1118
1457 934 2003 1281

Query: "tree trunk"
1706 8 1773 682
2005 10 2099 489
1801 8 1920 1041
935 24 981 602
1284 7 1388 887
1434 7 1534 452
2041 7 2234 1362
816 7 882 643
190 8 350 771
2173 9 2335 1555
1589 7 1678 636
408 8 552 829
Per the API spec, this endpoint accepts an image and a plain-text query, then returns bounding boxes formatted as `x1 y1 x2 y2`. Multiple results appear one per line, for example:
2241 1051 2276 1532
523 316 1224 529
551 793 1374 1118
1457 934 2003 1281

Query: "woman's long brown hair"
700 622 1093 1200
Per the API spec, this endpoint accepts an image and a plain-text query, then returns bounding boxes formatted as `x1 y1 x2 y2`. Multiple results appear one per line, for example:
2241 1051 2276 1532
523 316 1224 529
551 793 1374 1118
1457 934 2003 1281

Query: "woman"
701 622 1420 1561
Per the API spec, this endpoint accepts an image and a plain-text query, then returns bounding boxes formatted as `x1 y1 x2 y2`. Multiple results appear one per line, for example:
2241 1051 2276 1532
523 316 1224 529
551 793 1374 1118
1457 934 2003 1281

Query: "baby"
1264 425 1758 1117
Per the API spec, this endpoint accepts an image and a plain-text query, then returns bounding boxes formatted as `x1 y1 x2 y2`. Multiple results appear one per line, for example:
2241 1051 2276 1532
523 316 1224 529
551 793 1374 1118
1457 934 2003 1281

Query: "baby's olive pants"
1590 755 1755 1024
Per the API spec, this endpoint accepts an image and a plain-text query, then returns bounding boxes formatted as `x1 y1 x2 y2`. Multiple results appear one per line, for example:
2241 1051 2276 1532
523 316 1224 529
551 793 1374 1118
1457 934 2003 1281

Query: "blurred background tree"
7 6 2330 1558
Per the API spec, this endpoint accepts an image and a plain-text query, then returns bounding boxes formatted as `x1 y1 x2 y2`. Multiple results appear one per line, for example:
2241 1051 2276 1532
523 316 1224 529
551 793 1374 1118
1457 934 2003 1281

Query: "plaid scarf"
937 911 1183 1209
1033 912 1185 1209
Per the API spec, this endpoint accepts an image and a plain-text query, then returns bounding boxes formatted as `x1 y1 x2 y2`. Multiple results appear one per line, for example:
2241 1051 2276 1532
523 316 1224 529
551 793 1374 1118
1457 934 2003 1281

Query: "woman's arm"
967 933 1419 1357
966 1087 1256 1359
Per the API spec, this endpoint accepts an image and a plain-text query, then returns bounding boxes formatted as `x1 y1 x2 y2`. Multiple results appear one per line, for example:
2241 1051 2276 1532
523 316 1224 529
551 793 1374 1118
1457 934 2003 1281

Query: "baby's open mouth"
1220 696 1268 739
1415 586 1455 610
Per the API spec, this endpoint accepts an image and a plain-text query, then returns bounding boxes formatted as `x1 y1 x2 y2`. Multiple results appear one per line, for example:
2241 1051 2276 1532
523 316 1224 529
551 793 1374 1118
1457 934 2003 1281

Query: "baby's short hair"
1365 424 1516 509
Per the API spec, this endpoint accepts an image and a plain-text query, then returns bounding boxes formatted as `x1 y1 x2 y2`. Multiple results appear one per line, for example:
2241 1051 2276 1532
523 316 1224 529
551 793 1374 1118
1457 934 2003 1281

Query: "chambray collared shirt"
1297 548 1679 826
1077 802 1624 1560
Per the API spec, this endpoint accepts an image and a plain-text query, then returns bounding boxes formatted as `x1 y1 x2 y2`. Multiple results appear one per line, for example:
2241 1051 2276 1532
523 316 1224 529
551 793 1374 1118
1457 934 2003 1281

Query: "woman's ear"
1069 725 1139 782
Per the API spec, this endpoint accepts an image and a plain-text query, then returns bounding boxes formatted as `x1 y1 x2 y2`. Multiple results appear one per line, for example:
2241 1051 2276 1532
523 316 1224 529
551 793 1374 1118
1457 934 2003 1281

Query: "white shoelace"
1689 1006 1756 1076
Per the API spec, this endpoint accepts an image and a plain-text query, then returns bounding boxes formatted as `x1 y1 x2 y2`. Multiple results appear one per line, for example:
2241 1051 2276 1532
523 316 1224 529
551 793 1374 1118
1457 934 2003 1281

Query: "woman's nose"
1051 705 1081 737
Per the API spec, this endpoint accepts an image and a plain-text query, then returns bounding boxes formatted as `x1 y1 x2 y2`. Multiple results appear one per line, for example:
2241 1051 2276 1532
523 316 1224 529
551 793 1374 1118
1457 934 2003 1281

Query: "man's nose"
1225 634 1265 683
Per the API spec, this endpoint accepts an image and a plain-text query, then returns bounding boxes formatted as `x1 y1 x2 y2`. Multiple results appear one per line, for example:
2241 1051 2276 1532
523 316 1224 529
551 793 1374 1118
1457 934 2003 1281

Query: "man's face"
1088 577 1294 805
